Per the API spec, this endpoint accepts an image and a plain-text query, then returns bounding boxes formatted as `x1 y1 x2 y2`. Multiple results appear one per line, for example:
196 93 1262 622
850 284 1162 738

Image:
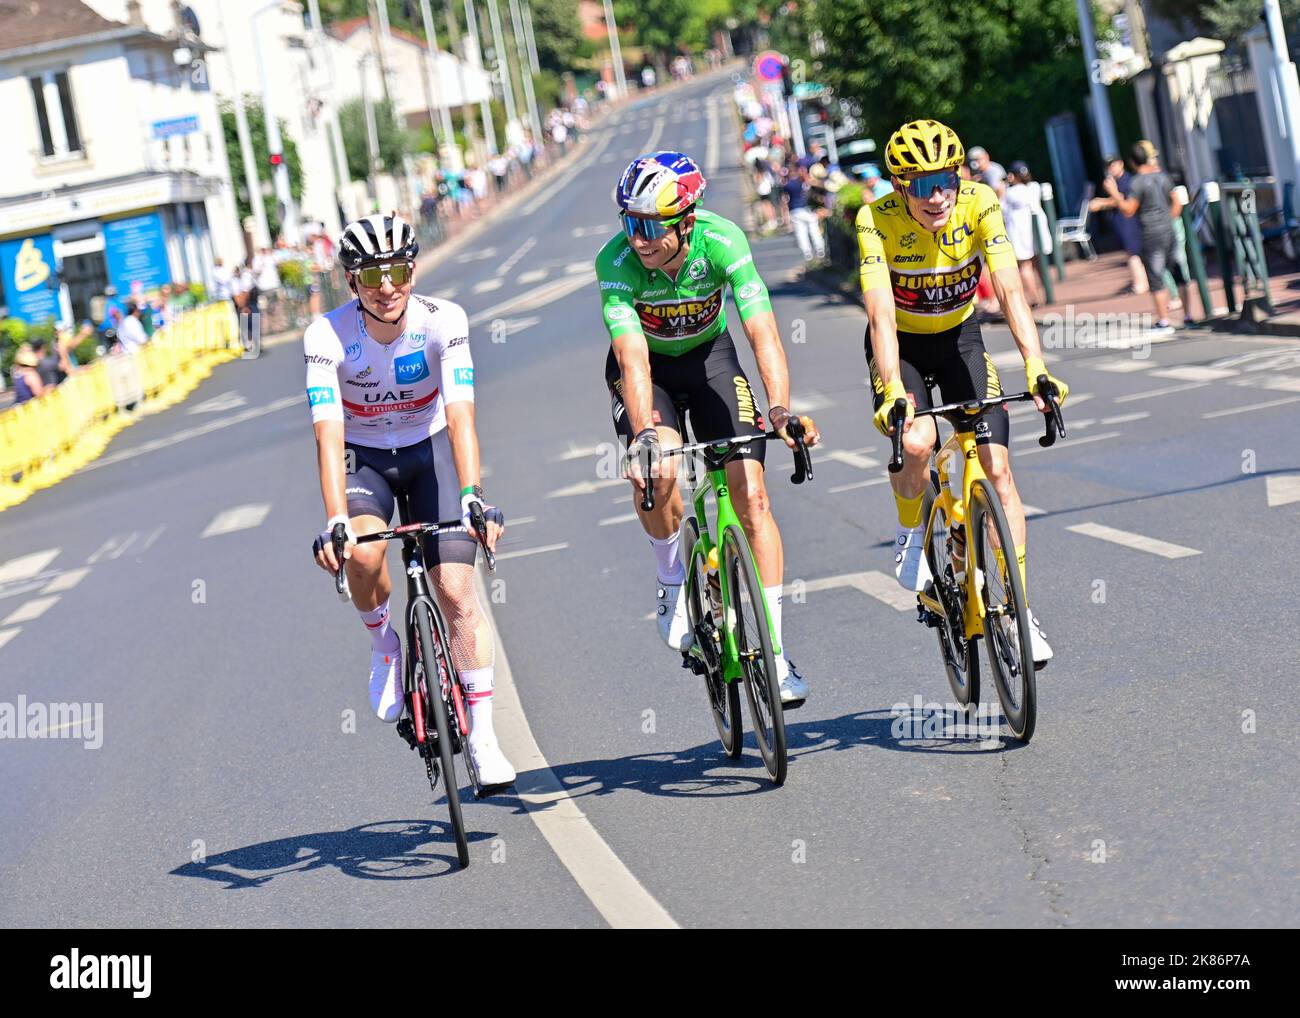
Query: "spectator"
11 346 45 404
752 155 778 233
1003 162 1049 306
550 116 569 155
254 247 282 299
117 302 149 354
641 65 656 89
1103 140 1201 330
968 146 1007 199
212 258 235 314
862 164 893 200
783 163 827 266
32 338 65 387
1090 154 1149 295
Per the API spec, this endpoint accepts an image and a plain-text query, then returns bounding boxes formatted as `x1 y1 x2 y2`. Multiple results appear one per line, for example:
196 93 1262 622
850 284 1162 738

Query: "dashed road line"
1090 358 1152 373
1113 381 1209 403
1016 431 1121 456
1202 395 1300 419
829 475 891 494
1066 522 1200 559
0 550 61 585
1266 475 1300 507
1100 411 1150 425
548 478 625 498
598 513 639 526
201 504 272 538
494 543 569 561
518 268 547 284
0 628 20 651
3 596 60 625
495 236 536 277
472 278 505 294
1149 365 1238 382
42 568 90 594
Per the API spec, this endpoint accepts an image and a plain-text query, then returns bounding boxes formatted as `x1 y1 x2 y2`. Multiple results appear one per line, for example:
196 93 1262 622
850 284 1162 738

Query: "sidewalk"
1033 249 1300 337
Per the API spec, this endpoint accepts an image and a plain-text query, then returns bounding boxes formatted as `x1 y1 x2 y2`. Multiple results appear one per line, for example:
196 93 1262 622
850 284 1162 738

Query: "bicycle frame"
916 426 986 641
679 447 781 682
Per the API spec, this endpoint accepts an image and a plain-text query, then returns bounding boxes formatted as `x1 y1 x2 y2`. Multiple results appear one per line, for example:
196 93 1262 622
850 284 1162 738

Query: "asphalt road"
2 72 1297 928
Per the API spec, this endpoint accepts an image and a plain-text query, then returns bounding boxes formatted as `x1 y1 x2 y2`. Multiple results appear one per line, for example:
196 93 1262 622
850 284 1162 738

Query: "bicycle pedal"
780 697 806 711
395 717 418 750
474 780 515 800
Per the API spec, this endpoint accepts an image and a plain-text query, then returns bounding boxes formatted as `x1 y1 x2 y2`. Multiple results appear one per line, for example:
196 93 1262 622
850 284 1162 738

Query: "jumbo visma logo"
14 237 51 292
634 288 723 338
394 352 429 383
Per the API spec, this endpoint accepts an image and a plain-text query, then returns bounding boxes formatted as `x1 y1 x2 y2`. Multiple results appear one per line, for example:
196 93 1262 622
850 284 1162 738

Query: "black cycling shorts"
604 333 768 464
865 315 1011 447
345 429 476 566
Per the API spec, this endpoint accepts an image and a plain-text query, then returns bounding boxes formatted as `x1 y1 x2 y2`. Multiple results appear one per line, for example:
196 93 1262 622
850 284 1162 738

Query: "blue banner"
152 115 199 140
0 233 59 323
103 212 170 301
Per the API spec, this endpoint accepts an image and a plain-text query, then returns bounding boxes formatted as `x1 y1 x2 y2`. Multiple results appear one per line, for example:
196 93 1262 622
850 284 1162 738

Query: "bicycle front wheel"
412 601 470 867
682 516 742 758
969 478 1036 742
921 473 979 709
721 523 786 785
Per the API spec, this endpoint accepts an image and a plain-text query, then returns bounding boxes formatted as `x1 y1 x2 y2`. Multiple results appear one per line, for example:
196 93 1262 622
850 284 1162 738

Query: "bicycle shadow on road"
481 708 1024 810
168 819 496 890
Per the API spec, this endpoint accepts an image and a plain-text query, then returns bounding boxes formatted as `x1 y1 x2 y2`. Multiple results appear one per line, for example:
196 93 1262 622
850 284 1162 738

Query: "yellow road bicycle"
886 379 1065 743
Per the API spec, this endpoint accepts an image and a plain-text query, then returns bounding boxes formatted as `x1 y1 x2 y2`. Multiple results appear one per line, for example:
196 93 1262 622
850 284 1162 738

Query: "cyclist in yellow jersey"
856 120 1070 666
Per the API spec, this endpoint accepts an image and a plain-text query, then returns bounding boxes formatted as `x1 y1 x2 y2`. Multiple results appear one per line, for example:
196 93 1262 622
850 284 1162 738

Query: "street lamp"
251 1 300 242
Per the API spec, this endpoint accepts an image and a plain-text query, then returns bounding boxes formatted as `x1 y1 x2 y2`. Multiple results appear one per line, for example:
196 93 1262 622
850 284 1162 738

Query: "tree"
220 96 304 241
527 0 593 73
1148 0 1300 46
613 0 713 64
338 97 410 180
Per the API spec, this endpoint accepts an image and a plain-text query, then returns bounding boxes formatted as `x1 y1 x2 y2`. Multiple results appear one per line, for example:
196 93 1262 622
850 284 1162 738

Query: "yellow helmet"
884 120 965 176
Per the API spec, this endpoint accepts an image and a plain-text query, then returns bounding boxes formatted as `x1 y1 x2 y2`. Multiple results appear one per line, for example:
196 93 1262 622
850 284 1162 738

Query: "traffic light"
269 152 284 168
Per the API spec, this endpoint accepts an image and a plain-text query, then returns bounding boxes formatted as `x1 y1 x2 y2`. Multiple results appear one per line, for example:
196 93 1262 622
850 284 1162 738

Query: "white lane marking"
1100 411 1150 425
136 525 166 555
468 271 594 327
1113 381 1209 403
0 550 61 585
1149 365 1238 382
520 131 614 215
830 475 891 494
1266 475 1300 507
794 389 835 412
1202 395 1300 419
42 567 90 594
565 261 591 274
598 512 639 526
498 316 541 336
1014 418 1095 442
517 268 547 284
86 532 139 563
509 516 537 526
547 478 626 498
495 236 537 278
1090 358 1151 373
1231 375 1300 392
1015 431 1121 456
82 394 303 472
0 628 20 650
475 568 678 927
555 443 606 462
201 503 272 538
460 247 499 262
1066 522 1200 559
705 96 719 175
643 115 666 152
822 449 879 470
3 596 60 625
472 277 505 294
989 349 1024 370
494 543 569 561
188 391 248 415
795 571 914 612
1008 392 1094 417
1022 504 1046 517
571 226 608 238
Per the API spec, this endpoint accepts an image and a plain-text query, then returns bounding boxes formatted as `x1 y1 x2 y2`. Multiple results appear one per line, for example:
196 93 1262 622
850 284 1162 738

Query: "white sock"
462 666 494 744
360 600 399 653
763 584 784 653
649 532 686 584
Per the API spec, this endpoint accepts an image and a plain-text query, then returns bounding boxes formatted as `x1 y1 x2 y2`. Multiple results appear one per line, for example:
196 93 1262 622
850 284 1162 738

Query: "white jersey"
304 295 474 449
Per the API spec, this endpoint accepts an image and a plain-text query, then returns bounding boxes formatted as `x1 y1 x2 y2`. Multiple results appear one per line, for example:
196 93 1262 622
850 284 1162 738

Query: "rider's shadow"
169 819 497 890
481 707 1022 808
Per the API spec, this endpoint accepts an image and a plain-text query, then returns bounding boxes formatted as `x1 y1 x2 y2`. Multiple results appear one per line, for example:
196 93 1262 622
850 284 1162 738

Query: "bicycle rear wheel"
721 523 786 785
682 516 742 758
921 474 979 709
412 601 470 867
969 479 1036 742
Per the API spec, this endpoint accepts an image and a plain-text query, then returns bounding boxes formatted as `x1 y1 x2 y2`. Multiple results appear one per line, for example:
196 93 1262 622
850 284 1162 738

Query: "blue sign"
394 352 429 384
0 233 59 323
103 212 170 301
152 115 200 140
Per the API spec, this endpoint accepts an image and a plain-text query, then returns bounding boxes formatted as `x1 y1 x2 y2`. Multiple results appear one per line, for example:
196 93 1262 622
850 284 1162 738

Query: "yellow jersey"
855 181 1017 333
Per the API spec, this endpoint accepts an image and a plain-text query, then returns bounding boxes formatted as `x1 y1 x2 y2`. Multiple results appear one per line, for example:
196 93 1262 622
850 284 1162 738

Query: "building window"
29 70 82 158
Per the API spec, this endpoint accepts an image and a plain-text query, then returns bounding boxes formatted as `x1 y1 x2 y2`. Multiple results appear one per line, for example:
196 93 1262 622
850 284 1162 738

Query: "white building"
0 0 242 325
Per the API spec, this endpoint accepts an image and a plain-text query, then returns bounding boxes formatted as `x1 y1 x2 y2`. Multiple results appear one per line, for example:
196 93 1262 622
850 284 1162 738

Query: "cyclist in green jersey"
594 151 821 706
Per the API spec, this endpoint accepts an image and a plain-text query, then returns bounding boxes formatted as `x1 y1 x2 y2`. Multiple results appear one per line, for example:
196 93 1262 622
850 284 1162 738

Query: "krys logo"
345 341 362 362
14 237 51 291
394 352 429 383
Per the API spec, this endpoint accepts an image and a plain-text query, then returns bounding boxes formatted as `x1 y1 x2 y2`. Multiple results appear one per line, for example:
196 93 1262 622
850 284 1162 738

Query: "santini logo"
50 950 151 998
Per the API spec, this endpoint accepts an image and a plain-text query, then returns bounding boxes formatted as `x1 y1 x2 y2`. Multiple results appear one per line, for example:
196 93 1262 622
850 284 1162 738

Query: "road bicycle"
888 378 1064 743
639 417 813 786
328 496 499 869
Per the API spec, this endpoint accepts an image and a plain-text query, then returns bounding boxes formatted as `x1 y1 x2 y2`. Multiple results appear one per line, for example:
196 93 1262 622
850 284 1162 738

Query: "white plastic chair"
1056 186 1097 261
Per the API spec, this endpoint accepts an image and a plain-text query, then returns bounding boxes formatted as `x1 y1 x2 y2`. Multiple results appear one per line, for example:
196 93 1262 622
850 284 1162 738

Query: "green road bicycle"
642 419 812 786
887 378 1064 743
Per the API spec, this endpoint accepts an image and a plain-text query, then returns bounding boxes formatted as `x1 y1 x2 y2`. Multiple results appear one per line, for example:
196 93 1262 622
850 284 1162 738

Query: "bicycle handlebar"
330 512 498 603
886 385 1068 470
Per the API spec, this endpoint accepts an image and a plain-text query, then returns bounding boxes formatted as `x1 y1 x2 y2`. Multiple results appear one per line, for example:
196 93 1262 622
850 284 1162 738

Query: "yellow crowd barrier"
1 303 242 511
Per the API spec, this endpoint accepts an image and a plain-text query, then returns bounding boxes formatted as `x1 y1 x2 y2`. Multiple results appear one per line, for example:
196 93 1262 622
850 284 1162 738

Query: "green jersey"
594 209 773 356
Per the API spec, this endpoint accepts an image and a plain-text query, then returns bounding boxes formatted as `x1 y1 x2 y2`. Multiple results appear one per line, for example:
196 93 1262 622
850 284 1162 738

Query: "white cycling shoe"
656 581 692 651
1009 614 1053 669
369 643 403 723
470 736 517 788
894 523 933 592
775 656 808 708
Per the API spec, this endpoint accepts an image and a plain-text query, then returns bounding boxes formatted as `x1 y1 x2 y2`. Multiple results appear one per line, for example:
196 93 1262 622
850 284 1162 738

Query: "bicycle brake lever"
468 501 496 572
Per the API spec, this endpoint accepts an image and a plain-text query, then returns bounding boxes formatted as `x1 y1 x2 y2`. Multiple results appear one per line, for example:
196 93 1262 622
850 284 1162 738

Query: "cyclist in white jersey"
307 213 515 787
